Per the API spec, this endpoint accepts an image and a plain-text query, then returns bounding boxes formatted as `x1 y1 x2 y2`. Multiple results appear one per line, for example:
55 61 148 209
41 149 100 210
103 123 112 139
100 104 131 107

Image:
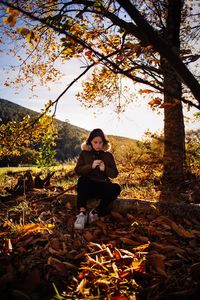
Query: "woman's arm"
104 153 119 178
74 152 92 175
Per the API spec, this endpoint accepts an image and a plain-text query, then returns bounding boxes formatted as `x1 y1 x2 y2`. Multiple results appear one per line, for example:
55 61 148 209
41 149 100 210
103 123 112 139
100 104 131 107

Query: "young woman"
74 128 121 229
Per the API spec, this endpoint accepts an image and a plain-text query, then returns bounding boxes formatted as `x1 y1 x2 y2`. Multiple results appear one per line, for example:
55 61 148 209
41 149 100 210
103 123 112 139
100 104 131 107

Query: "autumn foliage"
0 186 200 299
0 113 57 161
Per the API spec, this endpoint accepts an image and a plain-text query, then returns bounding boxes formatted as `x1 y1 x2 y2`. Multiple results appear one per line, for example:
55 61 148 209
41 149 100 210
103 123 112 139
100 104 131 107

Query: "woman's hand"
92 160 102 169
99 161 105 171
92 160 105 171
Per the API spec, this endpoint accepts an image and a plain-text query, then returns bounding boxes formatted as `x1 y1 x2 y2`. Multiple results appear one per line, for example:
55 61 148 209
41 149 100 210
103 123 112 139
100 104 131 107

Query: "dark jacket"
75 142 119 182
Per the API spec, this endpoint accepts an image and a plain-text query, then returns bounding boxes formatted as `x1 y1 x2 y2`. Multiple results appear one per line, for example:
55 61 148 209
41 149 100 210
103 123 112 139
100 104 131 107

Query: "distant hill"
0 98 137 165
0 98 88 136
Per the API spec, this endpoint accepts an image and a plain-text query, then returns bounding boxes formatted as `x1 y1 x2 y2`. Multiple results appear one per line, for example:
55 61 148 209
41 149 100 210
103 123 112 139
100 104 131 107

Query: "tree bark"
161 0 185 198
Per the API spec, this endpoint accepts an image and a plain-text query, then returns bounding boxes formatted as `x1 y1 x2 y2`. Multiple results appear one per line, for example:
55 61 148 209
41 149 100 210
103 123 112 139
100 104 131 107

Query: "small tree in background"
36 131 56 168
0 112 58 166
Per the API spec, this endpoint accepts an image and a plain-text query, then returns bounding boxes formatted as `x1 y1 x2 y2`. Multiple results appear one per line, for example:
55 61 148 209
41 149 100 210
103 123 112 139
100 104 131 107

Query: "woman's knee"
105 183 121 199
113 183 121 197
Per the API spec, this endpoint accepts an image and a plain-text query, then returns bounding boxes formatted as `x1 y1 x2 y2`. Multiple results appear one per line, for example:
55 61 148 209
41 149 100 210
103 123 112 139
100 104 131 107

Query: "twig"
32 184 77 202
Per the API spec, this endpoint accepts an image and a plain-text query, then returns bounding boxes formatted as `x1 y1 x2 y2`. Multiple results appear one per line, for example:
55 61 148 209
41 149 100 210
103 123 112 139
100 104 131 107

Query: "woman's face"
91 136 104 151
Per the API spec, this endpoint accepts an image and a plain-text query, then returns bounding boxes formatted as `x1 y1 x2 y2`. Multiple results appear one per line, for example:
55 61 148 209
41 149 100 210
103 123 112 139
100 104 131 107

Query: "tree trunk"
161 0 185 199
162 66 185 184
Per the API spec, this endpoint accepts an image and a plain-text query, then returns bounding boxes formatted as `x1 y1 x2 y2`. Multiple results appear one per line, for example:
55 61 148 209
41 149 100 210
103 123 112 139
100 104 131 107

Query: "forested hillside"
0 98 137 166
0 98 88 165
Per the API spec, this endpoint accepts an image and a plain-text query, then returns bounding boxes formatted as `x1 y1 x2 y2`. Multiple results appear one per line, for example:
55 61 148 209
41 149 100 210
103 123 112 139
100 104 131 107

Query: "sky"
0 47 199 141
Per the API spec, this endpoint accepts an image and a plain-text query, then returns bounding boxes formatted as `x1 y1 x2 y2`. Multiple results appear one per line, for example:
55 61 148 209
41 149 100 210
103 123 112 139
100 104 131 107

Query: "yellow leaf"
25 32 35 46
76 278 87 294
47 224 55 230
62 48 74 55
15 223 54 236
3 17 8 24
133 243 150 252
132 259 144 270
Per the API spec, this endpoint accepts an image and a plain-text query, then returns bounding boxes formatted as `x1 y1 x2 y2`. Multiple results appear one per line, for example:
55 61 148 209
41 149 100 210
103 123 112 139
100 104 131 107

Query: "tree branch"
116 0 200 104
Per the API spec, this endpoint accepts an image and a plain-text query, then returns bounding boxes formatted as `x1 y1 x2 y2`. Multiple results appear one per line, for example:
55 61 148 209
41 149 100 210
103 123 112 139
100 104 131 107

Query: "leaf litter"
0 189 200 299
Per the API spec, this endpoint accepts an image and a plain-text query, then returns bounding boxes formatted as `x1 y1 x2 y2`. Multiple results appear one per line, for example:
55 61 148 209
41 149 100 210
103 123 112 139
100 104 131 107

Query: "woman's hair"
86 128 108 146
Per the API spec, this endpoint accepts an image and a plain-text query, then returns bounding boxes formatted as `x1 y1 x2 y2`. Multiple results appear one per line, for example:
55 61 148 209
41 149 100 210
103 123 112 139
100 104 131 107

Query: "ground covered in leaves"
0 188 200 300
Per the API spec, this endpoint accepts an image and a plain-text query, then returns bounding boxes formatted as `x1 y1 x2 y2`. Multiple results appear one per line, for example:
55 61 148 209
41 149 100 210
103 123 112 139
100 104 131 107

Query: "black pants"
77 176 121 216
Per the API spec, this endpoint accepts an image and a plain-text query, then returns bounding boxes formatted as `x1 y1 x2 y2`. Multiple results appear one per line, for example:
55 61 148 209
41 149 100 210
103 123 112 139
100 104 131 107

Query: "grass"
0 161 161 200
0 163 75 176
0 161 76 192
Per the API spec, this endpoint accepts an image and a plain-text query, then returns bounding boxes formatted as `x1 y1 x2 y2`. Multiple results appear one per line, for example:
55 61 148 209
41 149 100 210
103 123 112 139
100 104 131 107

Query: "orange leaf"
170 221 195 238
4 15 17 27
96 220 107 229
119 270 131 278
148 253 167 278
83 231 94 242
48 257 77 275
148 98 162 106
111 211 124 221
120 237 139 246
85 50 93 57
6 7 20 15
113 248 121 260
140 89 154 94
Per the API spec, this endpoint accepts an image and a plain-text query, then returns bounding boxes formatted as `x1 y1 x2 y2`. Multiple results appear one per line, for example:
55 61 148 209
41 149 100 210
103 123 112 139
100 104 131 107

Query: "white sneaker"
88 209 99 224
74 212 87 229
